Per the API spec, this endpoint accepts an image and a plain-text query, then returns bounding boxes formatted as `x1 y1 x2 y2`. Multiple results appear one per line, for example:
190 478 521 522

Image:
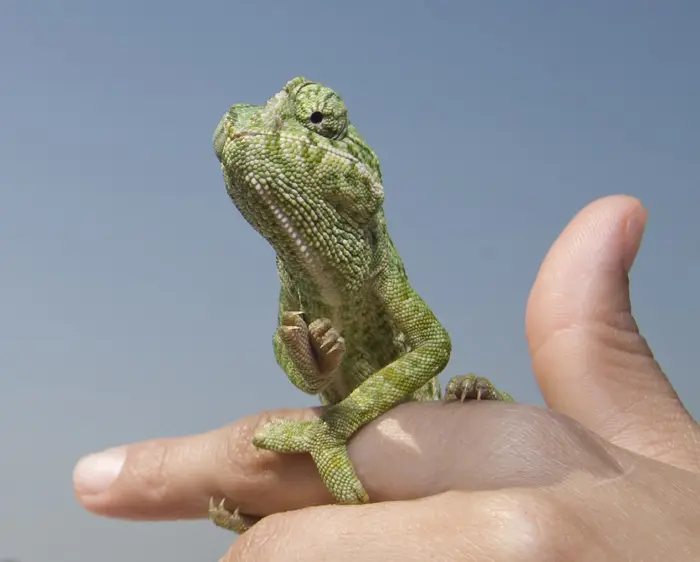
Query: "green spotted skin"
211 77 511 531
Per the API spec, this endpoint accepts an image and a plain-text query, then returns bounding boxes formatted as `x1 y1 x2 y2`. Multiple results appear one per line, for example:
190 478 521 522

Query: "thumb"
526 195 700 471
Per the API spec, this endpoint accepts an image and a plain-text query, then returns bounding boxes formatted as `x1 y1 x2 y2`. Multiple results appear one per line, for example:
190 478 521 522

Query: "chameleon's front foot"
253 417 369 505
444 373 514 402
208 497 260 534
277 312 345 393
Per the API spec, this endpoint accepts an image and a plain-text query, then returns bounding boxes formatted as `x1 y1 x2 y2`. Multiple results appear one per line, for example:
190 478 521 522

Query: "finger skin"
525 194 700 470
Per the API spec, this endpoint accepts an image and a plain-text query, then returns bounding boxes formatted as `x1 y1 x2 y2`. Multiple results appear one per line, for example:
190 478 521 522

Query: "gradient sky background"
1 1 698 560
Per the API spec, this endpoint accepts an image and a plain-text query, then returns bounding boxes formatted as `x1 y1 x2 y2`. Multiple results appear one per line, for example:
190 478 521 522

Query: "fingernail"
74 446 126 495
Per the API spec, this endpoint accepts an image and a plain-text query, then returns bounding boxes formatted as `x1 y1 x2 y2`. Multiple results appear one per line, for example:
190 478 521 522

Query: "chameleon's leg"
208 312 345 533
254 279 452 506
444 373 514 402
254 375 513 506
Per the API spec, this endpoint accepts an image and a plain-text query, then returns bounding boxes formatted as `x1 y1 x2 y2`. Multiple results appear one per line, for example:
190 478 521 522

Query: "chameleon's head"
213 77 385 297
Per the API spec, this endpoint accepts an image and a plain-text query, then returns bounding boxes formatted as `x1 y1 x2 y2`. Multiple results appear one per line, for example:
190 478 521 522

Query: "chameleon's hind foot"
208 497 260 534
254 417 369 505
444 373 514 402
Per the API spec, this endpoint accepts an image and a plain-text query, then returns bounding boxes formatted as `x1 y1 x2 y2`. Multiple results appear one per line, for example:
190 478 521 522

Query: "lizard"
209 77 514 533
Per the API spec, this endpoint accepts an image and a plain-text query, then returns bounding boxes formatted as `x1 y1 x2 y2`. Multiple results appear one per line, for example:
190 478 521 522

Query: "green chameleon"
209 77 513 533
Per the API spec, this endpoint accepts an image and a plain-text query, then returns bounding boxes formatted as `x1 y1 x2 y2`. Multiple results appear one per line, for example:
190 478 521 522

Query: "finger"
74 408 327 521
223 489 583 562
526 194 700 469
74 400 622 522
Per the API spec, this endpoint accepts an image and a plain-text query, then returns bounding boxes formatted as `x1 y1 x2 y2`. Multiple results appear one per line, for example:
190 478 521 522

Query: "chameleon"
209 77 513 533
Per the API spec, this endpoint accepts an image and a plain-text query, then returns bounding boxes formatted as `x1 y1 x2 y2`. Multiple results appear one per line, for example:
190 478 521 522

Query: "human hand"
74 195 700 560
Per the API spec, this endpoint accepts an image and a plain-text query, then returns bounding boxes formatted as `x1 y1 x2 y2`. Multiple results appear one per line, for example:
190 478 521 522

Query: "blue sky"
1 1 698 559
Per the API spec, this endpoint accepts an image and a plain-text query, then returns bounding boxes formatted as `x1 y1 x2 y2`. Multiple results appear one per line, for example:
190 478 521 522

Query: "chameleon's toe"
208 497 260 534
280 310 307 327
253 418 316 452
277 312 318 376
276 313 343 394
444 373 514 402
310 440 369 504
254 417 369 504
307 318 346 374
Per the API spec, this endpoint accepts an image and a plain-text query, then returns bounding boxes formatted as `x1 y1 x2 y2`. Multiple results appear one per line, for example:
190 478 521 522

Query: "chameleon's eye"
293 83 348 140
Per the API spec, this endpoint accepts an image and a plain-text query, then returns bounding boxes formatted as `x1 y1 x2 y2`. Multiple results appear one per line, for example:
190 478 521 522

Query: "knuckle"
218 413 276 473
215 408 319 489
482 491 598 561
122 440 171 503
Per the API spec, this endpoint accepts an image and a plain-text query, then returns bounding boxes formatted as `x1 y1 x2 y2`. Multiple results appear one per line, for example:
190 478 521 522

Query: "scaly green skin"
209 77 513 533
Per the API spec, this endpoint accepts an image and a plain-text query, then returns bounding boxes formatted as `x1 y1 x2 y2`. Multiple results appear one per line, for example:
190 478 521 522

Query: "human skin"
74 195 700 561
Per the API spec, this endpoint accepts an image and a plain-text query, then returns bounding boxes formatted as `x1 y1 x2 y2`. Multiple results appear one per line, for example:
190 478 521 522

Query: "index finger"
74 408 325 521
73 400 621 523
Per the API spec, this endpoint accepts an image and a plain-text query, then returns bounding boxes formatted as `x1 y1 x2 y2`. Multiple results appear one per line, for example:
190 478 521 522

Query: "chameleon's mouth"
258 187 314 261
214 113 313 264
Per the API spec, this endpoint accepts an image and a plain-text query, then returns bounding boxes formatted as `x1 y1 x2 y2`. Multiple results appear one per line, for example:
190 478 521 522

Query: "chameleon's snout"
213 103 260 162
212 114 229 161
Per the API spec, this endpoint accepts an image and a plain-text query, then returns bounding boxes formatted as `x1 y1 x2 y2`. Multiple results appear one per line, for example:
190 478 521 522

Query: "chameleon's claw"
277 315 346 390
444 374 514 403
208 497 260 534
281 310 306 326
308 319 345 374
